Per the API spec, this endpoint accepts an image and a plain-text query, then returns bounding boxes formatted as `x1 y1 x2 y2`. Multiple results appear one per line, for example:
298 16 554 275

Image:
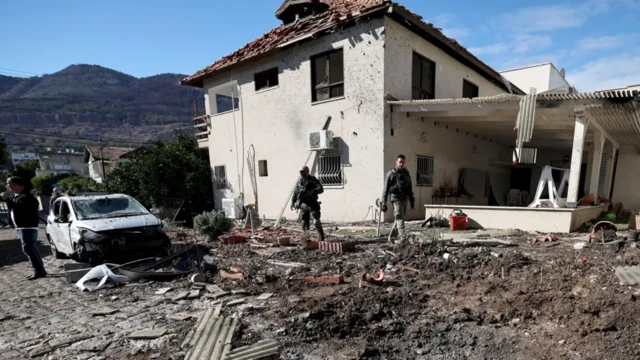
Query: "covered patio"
389 90 640 232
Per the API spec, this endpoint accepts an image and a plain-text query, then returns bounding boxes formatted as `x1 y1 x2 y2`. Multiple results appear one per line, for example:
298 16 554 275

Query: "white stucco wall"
201 18 387 222
382 18 511 220
612 150 640 210
500 63 570 94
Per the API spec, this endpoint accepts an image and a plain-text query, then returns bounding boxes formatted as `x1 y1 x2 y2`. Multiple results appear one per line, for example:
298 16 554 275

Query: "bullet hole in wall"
352 132 358 137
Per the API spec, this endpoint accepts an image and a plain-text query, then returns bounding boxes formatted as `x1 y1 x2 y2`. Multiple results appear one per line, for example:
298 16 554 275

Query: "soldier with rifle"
291 166 325 241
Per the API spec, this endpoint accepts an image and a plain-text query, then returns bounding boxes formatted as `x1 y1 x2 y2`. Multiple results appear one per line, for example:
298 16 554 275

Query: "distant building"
500 62 574 94
84 146 135 183
595 84 640 93
36 148 87 177
11 153 38 166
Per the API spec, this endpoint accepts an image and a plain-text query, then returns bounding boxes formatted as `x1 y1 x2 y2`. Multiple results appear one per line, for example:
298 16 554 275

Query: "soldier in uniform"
291 166 325 241
380 154 415 243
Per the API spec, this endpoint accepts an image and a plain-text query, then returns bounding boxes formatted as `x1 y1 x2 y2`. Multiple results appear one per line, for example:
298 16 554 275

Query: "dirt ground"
2 223 640 359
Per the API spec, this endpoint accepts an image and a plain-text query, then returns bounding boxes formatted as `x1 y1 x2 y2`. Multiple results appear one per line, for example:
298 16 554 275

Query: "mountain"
0 64 204 150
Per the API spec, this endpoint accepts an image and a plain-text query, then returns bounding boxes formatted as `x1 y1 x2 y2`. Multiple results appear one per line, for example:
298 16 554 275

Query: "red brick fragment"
397 265 421 273
219 235 247 245
220 270 244 280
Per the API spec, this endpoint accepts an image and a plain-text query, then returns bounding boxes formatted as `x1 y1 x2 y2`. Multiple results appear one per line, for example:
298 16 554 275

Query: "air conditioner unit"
308 130 335 151
221 198 243 219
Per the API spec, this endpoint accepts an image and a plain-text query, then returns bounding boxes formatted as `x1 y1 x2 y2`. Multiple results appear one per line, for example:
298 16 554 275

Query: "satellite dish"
560 68 566 78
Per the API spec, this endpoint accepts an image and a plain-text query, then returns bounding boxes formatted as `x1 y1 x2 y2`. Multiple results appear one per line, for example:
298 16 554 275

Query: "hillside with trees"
0 64 204 150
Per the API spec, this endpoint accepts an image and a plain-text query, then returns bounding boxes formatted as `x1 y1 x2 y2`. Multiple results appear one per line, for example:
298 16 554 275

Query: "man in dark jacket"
291 166 325 241
2 177 46 279
381 154 415 243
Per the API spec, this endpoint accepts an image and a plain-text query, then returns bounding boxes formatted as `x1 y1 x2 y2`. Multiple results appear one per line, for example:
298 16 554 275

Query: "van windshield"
72 196 149 220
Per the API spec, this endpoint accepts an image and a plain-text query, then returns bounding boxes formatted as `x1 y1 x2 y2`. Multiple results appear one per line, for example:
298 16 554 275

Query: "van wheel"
47 234 67 259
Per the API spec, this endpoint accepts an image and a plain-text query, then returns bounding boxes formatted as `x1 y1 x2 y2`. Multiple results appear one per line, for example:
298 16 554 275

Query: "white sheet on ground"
75 264 129 291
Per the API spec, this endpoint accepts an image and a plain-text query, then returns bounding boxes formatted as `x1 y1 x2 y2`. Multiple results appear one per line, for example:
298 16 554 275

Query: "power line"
0 67 41 76
0 127 156 146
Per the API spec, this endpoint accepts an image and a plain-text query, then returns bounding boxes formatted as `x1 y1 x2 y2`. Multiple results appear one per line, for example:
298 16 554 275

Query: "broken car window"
72 196 149 220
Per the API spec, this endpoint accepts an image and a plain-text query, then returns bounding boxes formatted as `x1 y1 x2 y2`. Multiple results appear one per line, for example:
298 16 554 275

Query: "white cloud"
566 54 640 92
494 0 625 33
512 35 553 54
442 27 470 39
576 35 625 51
468 43 509 55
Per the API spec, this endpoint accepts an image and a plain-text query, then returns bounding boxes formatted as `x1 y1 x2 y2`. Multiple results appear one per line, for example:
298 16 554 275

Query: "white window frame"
316 153 343 187
416 155 434 187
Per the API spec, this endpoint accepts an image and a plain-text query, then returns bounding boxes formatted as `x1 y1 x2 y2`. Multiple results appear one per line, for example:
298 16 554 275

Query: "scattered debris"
277 236 292 246
167 313 193 321
362 269 384 286
76 338 112 352
220 270 244 280
155 287 172 295
576 257 587 264
183 309 237 360
220 235 247 245
128 328 168 340
318 241 356 253
49 334 93 349
397 265 421 273
267 260 307 267
90 308 118 316
490 252 502 258
574 242 587 250
226 298 246 307
256 293 274 300
206 285 226 294
615 266 640 285
589 221 618 243
172 291 190 301
75 264 129 292
531 233 558 245
292 276 344 284
225 339 280 360
190 273 206 284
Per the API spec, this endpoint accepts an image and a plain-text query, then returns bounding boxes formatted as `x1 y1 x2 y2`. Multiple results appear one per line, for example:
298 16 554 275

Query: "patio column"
607 144 618 199
588 130 606 198
567 107 589 208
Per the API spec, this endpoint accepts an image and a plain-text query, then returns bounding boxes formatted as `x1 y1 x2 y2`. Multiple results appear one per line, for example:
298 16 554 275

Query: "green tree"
103 132 213 211
9 159 40 182
0 140 8 166
58 175 103 194
32 173 72 196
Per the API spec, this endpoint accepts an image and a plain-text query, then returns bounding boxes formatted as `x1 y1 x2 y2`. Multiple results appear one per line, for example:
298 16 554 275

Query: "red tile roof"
181 0 522 94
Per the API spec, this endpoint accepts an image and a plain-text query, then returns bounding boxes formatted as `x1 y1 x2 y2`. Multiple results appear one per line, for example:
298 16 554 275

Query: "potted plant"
442 176 454 196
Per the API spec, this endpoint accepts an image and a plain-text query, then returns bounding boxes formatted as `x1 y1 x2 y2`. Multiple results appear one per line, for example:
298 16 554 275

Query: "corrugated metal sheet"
387 90 639 105
615 266 640 285
597 153 608 199
515 88 537 158
224 339 280 360
184 307 237 360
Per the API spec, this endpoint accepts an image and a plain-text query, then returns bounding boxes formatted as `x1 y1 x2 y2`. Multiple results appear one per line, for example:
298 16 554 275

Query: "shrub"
193 210 232 240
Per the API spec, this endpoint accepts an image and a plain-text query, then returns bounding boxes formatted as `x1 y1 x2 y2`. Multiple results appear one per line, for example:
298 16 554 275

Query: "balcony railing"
193 114 211 142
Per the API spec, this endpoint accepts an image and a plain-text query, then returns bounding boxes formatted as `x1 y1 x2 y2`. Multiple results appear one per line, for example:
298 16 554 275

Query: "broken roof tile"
181 0 520 94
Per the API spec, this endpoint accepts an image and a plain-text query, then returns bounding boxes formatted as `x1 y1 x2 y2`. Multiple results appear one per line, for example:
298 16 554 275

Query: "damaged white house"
182 0 640 233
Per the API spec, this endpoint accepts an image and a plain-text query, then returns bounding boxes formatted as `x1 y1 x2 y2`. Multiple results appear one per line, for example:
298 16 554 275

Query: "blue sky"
1 0 639 91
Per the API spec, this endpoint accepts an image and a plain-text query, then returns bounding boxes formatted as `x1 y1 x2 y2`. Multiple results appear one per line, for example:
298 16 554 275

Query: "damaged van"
46 194 170 265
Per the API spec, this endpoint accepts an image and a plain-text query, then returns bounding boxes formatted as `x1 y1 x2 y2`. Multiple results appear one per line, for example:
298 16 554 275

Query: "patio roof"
388 90 640 149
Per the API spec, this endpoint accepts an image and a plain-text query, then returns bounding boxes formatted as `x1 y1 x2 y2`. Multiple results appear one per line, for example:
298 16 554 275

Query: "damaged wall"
201 18 387 222
381 17 509 220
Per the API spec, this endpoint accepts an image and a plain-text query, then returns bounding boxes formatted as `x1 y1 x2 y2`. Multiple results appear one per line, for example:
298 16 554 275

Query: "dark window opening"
311 49 344 102
463 79 479 99
412 53 436 100
255 68 279 91
258 160 268 177
215 94 239 114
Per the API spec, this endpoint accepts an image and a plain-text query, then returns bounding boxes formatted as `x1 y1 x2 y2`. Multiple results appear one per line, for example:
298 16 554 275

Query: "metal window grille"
316 154 342 186
213 165 227 189
416 156 434 187
597 153 608 198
